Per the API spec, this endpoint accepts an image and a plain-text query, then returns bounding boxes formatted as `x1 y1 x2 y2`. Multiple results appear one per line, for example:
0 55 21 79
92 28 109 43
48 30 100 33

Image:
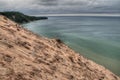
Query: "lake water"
23 16 120 76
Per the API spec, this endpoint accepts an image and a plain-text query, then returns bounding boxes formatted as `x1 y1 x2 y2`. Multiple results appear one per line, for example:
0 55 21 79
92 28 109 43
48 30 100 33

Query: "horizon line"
33 13 120 17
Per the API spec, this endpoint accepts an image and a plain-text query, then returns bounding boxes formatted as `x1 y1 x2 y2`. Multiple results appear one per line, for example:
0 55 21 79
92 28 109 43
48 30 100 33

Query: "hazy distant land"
0 11 48 23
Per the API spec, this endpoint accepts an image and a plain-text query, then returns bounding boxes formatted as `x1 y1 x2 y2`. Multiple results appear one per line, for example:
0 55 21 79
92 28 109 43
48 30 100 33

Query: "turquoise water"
23 16 120 76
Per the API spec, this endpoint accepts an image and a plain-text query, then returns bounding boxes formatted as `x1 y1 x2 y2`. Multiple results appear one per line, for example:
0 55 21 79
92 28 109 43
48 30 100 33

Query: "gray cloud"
0 0 120 15
37 0 58 6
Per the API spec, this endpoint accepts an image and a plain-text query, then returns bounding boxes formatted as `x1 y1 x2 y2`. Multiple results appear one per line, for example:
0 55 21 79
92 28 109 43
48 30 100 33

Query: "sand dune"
0 15 119 80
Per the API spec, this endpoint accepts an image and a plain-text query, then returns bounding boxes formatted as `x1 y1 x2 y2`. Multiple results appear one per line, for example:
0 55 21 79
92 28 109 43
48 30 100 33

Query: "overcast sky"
0 0 120 15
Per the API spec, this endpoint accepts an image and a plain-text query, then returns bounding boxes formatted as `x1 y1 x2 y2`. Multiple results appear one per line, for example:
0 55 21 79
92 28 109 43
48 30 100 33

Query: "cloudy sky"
0 0 120 15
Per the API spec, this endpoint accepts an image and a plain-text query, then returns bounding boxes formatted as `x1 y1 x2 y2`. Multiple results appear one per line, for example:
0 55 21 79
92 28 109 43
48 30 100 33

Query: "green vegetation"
0 11 48 23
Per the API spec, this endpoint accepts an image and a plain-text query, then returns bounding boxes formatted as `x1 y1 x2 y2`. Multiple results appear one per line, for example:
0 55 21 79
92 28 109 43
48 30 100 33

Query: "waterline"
23 16 120 76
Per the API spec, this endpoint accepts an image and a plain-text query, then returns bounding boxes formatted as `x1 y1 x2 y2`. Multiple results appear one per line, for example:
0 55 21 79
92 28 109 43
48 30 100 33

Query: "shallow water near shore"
23 16 120 76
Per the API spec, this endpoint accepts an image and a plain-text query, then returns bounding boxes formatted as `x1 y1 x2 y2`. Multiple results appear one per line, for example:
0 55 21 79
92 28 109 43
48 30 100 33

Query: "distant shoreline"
0 11 48 24
33 13 120 17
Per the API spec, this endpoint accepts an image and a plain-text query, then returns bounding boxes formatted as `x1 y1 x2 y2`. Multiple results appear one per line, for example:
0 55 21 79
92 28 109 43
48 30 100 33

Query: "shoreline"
0 15 120 79
23 16 120 76
33 13 120 17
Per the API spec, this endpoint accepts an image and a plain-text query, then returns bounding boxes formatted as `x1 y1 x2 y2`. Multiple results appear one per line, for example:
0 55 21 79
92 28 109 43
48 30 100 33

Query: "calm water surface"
23 16 120 76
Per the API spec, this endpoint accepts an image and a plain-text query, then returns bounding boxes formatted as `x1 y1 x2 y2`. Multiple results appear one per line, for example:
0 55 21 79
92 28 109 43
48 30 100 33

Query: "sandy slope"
0 15 120 80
